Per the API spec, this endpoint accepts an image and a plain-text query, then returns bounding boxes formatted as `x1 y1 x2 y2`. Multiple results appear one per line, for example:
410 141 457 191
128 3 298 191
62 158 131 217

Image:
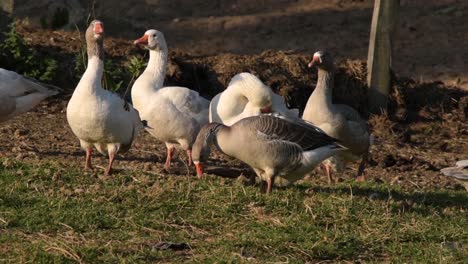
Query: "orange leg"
85 147 93 170
186 149 193 166
164 145 175 170
105 151 116 176
325 164 334 184
266 176 276 194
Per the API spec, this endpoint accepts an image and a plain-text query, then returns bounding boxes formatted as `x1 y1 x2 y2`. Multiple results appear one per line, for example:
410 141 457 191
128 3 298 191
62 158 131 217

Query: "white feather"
209 72 299 126
0 68 59 122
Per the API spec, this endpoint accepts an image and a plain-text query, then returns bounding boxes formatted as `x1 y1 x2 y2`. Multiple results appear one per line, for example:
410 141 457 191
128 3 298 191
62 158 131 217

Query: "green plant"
103 59 125 92
121 55 147 97
126 55 147 78
0 22 57 82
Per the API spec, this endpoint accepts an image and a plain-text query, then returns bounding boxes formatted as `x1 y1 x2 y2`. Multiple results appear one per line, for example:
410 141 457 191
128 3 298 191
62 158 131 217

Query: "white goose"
132 29 210 170
0 68 59 123
209 72 299 126
192 114 346 193
67 20 143 175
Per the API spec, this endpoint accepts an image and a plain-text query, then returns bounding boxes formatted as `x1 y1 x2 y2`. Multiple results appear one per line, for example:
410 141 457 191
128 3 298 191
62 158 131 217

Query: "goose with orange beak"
134 33 148 46
192 114 346 194
67 20 143 176
130 29 210 171
302 51 370 183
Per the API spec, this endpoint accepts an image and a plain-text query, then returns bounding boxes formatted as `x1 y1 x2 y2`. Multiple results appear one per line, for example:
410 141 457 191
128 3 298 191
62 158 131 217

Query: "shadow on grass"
38 150 82 158
37 149 160 164
300 184 468 211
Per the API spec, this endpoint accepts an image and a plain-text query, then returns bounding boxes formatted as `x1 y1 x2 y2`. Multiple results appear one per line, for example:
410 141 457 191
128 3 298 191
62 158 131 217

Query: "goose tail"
441 160 468 179
441 161 468 190
331 141 348 150
24 76 61 96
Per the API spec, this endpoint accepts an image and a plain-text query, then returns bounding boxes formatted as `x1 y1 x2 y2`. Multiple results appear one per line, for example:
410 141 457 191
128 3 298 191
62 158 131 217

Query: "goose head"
134 29 168 51
252 90 272 113
192 123 224 178
231 73 273 113
308 51 334 71
85 20 105 59
86 20 104 43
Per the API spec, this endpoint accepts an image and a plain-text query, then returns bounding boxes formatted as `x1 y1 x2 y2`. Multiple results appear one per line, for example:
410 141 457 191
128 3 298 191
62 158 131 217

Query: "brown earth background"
4 0 468 89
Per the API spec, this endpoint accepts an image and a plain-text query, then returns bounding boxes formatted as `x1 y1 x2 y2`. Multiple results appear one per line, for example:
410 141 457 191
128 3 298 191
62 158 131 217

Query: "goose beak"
94 22 104 36
194 161 204 178
134 34 149 45
260 104 272 113
308 55 321 68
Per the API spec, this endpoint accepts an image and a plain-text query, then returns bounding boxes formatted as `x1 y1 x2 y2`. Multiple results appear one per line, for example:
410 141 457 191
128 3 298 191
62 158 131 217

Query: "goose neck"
237 82 270 104
213 125 233 153
312 68 334 107
78 55 104 93
143 48 168 90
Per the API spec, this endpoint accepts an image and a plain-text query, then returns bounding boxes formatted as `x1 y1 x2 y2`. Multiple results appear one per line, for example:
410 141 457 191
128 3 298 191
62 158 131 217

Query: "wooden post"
367 0 399 114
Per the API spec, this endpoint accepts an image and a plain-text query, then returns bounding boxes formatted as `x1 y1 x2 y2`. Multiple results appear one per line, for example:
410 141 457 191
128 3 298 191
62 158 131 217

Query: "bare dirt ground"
7 0 468 89
82 0 468 90
1 0 467 191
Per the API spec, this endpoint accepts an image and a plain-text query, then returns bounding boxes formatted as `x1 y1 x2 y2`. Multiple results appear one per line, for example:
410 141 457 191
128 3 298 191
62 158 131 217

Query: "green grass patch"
0 159 466 263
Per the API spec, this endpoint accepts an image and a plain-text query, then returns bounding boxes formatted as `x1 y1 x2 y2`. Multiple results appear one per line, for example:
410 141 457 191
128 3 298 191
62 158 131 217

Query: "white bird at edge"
441 160 468 191
0 68 60 123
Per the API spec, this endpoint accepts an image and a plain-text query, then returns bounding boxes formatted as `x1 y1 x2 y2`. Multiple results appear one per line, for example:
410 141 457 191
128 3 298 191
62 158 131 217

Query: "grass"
0 159 466 263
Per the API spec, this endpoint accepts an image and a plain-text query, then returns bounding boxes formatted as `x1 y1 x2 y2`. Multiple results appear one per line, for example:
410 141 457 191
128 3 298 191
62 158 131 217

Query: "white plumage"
441 160 468 191
67 20 142 175
0 68 59 123
131 29 209 169
209 72 299 126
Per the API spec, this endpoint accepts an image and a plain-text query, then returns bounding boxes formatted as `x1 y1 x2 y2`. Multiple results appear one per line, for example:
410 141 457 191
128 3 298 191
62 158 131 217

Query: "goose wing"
0 68 60 96
247 114 341 151
441 160 468 180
